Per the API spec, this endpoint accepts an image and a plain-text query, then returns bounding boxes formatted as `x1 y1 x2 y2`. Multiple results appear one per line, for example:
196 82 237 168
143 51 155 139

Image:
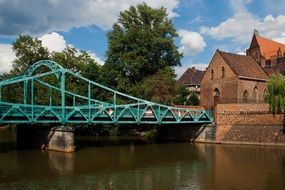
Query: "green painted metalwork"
0 60 213 125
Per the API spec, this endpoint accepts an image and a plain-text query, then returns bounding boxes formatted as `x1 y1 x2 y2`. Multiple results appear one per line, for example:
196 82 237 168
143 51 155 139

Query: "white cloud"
39 32 105 65
200 12 257 43
0 0 179 36
272 32 285 44
175 63 207 78
88 52 105 65
237 51 246 55
0 32 104 74
39 32 66 52
201 1 285 44
178 29 206 56
0 44 15 73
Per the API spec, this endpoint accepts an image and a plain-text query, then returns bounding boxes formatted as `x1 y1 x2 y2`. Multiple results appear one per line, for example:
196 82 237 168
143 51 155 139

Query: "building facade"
200 50 268 108
178 67 204 96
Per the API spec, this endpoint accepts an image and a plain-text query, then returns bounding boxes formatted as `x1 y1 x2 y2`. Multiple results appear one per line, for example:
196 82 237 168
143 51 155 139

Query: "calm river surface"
0 128 285 190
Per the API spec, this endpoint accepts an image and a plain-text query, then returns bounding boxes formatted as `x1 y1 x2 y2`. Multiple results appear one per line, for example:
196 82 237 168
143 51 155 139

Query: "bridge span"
0 60 213 152
0 60 213 125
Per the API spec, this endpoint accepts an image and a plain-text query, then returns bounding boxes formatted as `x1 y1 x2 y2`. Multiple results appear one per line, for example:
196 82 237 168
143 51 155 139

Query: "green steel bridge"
0 60 213 125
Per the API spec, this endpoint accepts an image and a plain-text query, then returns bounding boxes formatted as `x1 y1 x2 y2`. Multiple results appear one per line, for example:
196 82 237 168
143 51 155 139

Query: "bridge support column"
47 127 75 153
16 125 75 152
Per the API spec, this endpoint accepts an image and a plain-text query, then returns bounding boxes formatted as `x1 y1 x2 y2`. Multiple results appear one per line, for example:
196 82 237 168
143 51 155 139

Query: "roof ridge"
257 35 285 47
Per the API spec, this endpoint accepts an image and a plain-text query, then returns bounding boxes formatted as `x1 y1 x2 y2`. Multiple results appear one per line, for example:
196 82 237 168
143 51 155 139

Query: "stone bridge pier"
16 125 75 152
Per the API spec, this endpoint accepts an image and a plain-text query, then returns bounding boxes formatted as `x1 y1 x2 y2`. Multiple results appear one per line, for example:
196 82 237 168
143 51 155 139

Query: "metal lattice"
0 60 213 124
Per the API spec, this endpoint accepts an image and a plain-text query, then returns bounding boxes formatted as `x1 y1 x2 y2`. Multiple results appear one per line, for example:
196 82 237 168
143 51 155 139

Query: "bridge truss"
0 60 213 125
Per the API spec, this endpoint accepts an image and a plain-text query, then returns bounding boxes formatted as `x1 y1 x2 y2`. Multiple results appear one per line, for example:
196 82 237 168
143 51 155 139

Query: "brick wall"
201 51 238 108
237 79 267 102
215 103 283 142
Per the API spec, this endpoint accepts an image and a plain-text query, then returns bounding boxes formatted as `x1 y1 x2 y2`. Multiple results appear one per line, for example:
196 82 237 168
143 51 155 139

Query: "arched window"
253 87 258 103
213 88 220 97
222 67 225 78
263 88 267 102
211 69 214 79
243 90 248 103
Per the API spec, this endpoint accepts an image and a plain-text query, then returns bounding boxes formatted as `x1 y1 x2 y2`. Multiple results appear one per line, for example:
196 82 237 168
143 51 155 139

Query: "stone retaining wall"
222 125 285 145
215 103 284 145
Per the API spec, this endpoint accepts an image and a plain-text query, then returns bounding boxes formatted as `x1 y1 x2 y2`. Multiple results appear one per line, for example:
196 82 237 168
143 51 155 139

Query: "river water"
0 128 285 190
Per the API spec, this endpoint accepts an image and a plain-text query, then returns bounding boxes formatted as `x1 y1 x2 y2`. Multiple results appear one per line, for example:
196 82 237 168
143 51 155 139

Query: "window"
253 87 258 103
211 69 214 79
263 89 267 102
222 67 225 78
243 90 248 103
213 88 220 97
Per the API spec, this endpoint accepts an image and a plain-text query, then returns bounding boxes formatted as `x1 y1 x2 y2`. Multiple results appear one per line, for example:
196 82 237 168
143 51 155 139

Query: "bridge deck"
0 102 212 124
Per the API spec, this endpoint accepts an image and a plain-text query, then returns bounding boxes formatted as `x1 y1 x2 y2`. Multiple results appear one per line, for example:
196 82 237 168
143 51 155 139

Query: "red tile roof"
218 50 268 80
256 35 285 60
178 67 205 86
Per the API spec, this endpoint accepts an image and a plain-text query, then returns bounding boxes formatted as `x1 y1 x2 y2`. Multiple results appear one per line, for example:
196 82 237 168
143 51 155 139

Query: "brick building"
200 50 268 108
200 31 285 109
246 30 285 75
178 67 204 96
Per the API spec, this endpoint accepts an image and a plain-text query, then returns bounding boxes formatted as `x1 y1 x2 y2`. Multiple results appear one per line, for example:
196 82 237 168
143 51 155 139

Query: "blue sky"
1 0 285 77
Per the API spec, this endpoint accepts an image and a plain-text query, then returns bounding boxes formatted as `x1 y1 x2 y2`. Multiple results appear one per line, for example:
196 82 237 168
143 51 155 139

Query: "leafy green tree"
10 35 50 76
1 35 50 104
172 84 190 105
265 74 285 132
51 46 102 105
136 67 178 104
104 3 182 93
187 93 200 106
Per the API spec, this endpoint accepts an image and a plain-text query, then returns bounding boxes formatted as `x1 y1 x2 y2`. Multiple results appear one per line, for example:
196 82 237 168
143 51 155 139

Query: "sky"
1 0 285 77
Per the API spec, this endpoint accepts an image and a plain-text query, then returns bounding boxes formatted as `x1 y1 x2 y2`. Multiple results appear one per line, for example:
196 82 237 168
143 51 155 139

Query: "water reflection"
44 151 74 175
0 129 285 190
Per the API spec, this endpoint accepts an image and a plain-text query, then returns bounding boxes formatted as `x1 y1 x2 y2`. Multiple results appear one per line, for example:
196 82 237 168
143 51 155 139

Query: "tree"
265 74 285 132
187 93 200 106
104 3 182 93
51 46 102 105
172 84 190 105
10 35 50 76
0 35 50 103
137 67 178 104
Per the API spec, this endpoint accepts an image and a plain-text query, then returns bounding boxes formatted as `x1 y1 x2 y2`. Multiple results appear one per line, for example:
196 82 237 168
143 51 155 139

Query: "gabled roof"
218 50 268 80
178 67 205 86
255 34 285 60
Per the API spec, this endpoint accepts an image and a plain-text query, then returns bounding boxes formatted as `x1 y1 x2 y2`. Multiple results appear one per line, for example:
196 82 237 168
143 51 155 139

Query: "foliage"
143 129 158 140
10 35 50 76
104 3 182 93
1 35 102 106
172 84 190 105
187 93 200 106
265 74 285 132
135 67 178 104
265 74 285 114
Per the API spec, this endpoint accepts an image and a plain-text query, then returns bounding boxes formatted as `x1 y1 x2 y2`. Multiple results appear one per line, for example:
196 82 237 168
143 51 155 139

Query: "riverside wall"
159 103 285 146
214 103 285 145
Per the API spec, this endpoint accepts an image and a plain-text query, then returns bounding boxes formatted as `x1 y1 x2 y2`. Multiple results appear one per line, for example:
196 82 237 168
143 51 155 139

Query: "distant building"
178 67 205 96
200 50 268 108
246 30 285 75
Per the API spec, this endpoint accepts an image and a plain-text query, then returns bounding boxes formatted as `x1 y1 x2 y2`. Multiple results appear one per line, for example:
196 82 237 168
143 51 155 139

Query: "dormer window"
222 67 225 78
